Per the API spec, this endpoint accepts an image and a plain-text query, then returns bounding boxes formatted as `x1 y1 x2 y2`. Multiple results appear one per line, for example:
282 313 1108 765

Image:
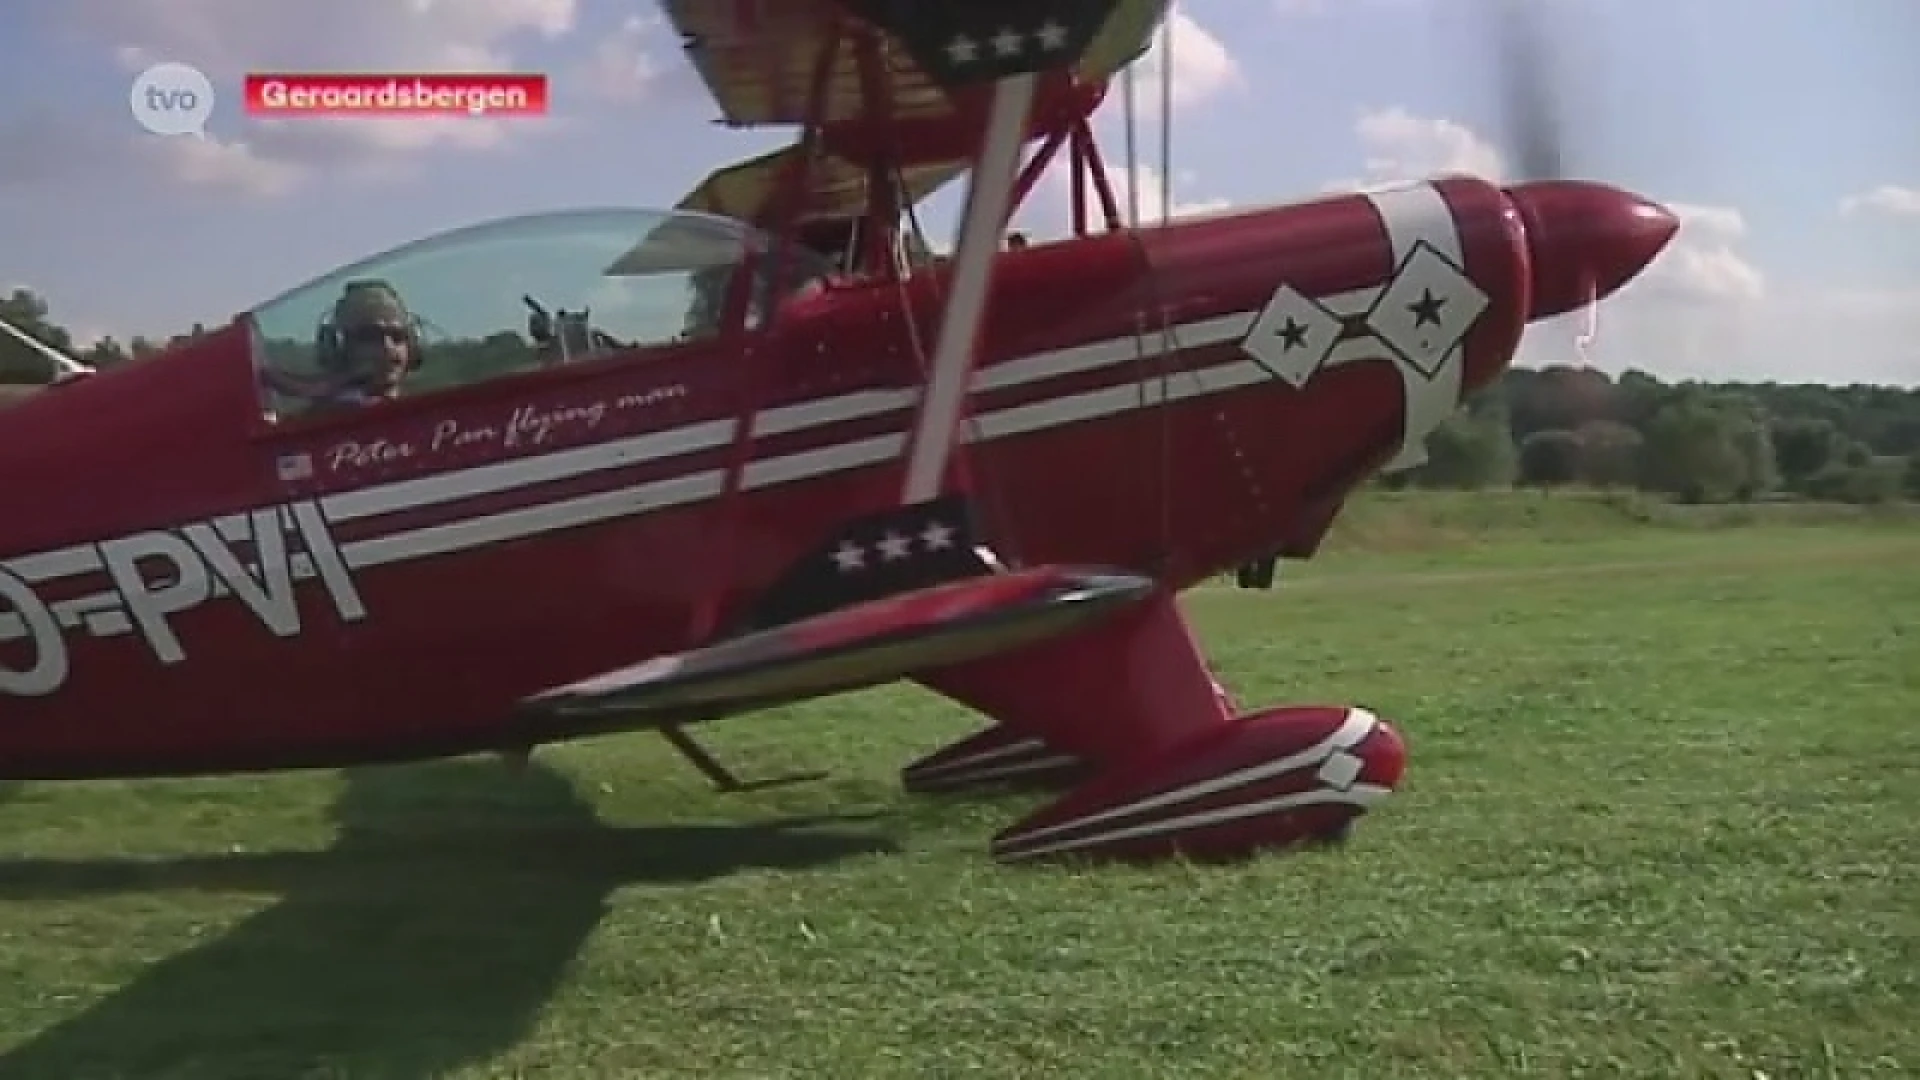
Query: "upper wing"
676 144 968 229
658 0 1168 227
660 0 1165 128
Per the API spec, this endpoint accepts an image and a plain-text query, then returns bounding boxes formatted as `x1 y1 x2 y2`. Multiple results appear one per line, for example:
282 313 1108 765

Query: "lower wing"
515 564 1151 731
511 494 1153 734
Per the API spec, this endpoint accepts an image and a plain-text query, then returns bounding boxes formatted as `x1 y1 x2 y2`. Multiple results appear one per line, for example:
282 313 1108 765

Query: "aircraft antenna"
0 314 91 382
897 164 934 269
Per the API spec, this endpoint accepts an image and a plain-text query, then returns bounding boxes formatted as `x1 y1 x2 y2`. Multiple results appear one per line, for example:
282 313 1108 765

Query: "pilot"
309 279 422 410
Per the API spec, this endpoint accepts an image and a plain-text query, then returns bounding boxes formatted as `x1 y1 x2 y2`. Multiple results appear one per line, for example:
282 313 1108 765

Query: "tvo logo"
130 61 216 137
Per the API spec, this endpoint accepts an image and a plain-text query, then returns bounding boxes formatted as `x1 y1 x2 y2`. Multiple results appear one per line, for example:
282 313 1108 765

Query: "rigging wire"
1114 21 1155 564
1122 57 1140 227
1152 5 1178 560
1106 3 1186 566
1144 8 1175 557
900 160 1022 560
1151 5 1177 237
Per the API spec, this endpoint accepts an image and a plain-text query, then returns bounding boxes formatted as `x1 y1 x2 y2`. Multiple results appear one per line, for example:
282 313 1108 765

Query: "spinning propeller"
1477 0 1638 352
1487 0 1570 183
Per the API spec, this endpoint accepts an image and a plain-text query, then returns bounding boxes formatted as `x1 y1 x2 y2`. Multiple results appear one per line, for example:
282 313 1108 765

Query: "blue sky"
1 0 1915 385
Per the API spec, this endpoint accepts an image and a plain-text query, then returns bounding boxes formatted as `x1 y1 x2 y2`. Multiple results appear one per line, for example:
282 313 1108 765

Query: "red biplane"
0 0 1676 862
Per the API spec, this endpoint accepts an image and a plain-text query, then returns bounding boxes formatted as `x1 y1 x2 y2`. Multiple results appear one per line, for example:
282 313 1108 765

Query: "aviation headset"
313 278 425 375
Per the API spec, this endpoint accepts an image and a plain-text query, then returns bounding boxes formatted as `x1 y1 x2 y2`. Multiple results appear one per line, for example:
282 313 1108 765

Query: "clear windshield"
244 207 832 418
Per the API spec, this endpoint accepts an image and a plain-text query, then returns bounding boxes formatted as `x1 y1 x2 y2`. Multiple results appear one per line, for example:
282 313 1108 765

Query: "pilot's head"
326 279 417 398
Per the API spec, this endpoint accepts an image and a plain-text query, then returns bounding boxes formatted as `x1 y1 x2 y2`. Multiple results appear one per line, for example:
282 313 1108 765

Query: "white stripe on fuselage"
321 279 1397 565
1 240 1451 644
1355 183 1473 464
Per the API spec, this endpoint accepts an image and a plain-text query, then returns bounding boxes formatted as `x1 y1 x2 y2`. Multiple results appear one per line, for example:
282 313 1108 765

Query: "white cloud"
137 135 303 199
1000 158 1230 242
1326 106 1508 191
1317 106 1839 380
1131 9 1244 109
76 0 575 74
1634 203 1764 303
577 14 672 103
1516 197 1771 379
1804 284 1920 316
1840 184 1920 219
0 113 381 202
1519 279 1920 386
1103 164 1233 224
52 0 579 192
1326 107 1765 308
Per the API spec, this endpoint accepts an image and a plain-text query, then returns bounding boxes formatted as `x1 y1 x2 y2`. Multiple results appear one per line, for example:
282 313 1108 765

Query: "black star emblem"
1276 317 1308 351
1407 288 1446 328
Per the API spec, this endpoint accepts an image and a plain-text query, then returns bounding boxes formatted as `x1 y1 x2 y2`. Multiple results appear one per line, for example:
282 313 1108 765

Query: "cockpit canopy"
245 207 832 419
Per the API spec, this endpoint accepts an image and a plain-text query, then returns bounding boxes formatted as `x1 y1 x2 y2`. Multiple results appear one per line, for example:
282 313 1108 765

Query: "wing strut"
658 724 826 793
898 71 1038 506
0 315 89 382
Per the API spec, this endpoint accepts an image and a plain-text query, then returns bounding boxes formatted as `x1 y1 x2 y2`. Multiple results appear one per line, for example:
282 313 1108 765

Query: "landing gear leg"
659 724 826 793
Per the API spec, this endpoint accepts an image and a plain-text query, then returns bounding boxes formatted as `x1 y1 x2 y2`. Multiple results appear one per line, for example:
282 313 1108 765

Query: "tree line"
4 285 1917 503
0 287 207 374
1385 365 1920 504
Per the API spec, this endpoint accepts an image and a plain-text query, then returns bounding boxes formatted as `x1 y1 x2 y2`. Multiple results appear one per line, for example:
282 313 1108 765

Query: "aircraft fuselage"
0 176 1675 779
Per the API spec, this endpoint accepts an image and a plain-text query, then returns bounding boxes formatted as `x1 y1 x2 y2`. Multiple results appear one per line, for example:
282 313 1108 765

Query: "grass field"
0 493 1914 1079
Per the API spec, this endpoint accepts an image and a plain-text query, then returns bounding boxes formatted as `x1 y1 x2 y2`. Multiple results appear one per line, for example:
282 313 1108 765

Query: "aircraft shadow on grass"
0 757 896 1079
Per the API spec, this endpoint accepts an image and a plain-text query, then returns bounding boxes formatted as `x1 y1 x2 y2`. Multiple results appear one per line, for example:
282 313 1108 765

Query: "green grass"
0 497 1915 1078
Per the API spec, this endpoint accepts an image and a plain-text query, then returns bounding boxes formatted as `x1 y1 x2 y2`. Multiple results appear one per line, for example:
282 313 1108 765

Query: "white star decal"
1344 183 1490 463
1364 241 1489 381
945 34 978 65
991 28 1024 57
1240 282 1344 389
876 531 912 562
1035 21 1068 51
831 540 865 573
920 521 955 551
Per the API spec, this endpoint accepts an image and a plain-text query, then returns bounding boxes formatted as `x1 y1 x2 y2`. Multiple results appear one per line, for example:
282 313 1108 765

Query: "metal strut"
0 315 90 382
660 723 825 793
898 71 1037 506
